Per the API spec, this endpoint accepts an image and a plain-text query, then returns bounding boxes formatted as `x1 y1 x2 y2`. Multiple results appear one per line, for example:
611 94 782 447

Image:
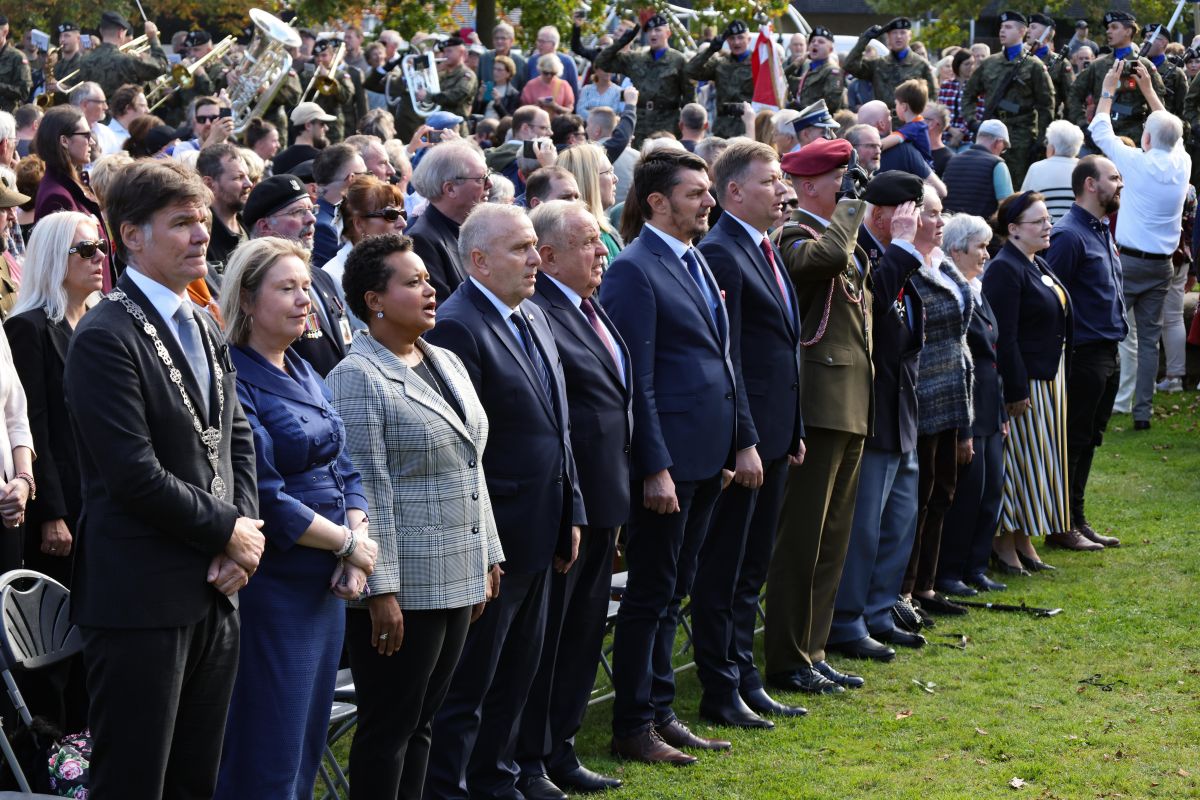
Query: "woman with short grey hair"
1020 119 1085 221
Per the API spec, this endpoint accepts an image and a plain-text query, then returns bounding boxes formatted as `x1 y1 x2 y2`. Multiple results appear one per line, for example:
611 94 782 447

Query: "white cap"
977 118 1010 143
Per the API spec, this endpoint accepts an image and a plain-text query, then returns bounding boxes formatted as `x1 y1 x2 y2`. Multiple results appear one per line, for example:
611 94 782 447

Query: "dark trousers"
347 605 471 800
764 427 865 673
81 601 238 800
904 429 962 594
610 474 723 736
516 526 618 778
938 430 1006 581
425 567 549 800
1066 341 1120 527
692 455 788 699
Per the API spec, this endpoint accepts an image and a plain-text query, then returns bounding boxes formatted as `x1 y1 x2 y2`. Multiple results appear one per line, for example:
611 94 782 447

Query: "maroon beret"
780 138 853 177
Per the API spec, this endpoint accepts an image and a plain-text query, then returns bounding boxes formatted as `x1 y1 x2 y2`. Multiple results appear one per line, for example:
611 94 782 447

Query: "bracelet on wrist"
335 526 356 558
14 472 35 501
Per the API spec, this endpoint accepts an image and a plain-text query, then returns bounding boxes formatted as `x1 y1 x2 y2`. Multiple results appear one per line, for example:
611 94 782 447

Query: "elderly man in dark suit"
424 203 585 800
600 150 739 766
408 140 493 303
692 139 808 729
63 159 263 799
516 200 632 798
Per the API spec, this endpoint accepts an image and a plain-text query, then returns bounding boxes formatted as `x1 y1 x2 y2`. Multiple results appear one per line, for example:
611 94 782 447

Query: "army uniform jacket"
844 38 935 110
965 49 1055 142
1155 58 1188 120
299 62 355 142
78 41 168 102
1069 53 1165 140
595 43 692 141
685 46 754 137
1035 50 1073 120
429 63 478 125
791 60 846 113
0 43 31 112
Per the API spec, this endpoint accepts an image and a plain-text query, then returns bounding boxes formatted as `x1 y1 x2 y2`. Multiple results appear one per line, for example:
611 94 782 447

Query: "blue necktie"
682 248 718 324
174 303 211 413
512 310 553 406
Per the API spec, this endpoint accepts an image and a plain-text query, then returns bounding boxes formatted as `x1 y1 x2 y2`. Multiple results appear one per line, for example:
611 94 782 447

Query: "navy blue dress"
216 346 368 799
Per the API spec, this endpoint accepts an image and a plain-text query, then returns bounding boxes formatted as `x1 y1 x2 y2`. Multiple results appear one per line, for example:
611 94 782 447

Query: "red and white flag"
751 27 787 111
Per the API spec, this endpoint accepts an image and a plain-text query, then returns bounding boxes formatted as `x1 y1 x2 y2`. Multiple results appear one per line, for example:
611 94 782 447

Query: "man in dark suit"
516 200 632 798
63 160 264 799
243 174 352 376
829 171 930 663
425 203 585 800
693 140 808 729
600 150 738 766
310 143 367 269
408 139 493 303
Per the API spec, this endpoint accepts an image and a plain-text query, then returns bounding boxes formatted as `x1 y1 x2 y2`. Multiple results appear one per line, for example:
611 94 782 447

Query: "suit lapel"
419 340 479 445
355 335 474 446
536 275 625 389
47 316 71 367
726 215 796 336
229 345 327 411
466 282 556 423
643 228 721 340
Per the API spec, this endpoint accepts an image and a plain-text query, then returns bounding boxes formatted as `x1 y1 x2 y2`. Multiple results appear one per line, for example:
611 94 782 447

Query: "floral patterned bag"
46 730 90 798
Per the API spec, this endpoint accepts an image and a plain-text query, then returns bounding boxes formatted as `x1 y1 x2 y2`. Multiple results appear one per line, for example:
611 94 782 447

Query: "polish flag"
751 27 786 111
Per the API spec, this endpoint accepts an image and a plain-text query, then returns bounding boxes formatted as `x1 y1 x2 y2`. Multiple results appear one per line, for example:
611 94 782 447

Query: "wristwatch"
1101 90 1115 99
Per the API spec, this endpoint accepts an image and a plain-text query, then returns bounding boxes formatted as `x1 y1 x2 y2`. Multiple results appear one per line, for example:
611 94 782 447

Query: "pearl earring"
376 311 384 318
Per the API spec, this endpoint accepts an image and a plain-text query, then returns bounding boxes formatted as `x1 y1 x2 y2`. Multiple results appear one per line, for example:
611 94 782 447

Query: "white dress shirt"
125 266 192 351
92 121 122 156
469 276 524 344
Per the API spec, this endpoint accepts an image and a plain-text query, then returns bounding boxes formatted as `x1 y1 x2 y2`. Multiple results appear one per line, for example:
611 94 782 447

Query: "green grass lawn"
327 393 1200 799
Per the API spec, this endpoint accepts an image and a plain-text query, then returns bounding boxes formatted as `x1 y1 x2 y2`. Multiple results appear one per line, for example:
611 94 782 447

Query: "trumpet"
301 41 344 101
120 34 151 55
146 35 237 112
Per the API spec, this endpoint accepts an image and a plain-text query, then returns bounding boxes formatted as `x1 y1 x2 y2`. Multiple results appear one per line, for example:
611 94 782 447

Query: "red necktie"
761 236 788 300
580 297 621 373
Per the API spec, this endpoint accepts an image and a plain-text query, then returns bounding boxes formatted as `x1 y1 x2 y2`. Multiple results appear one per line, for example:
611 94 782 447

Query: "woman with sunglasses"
5 211 107 586
323 174 407 294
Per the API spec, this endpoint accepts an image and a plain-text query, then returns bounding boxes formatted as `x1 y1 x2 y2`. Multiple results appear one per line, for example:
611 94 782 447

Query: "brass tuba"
228 9 301 135
402 50 440 117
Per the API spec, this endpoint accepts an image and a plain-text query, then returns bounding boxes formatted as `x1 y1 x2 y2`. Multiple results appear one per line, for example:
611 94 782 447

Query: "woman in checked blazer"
327 233 503 800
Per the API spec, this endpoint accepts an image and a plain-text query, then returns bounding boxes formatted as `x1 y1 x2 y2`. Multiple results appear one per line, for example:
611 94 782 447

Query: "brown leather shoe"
655 718 732 751
1046 529 1104 551
1078 523 1120 548
610 728 698 765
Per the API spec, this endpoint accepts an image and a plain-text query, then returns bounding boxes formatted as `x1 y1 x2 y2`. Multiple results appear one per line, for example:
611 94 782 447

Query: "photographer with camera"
685 20 754 138
1069 11 1165 143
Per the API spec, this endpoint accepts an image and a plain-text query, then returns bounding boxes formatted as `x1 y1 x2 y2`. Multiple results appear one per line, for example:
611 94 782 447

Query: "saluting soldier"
1142 23 1188 119
791 26 845 114
1028 14 1074 121
416 36 477 133
844 17 935 113
595 14 692 145
299 37 355 143
1069 11 1164 142
964 11 1055 187
685 20 754 138
77 11 168 102
0 15 32 114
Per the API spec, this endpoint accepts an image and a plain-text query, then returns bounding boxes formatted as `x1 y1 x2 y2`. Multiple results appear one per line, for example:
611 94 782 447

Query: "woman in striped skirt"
982 191 1072 573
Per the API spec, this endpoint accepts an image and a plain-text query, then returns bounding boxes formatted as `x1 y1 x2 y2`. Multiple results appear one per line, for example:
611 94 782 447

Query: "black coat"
409 202 467 304
965 291 1007 438
289 266 350 377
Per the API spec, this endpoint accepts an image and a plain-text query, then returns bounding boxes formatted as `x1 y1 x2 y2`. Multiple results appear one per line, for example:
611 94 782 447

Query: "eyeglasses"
65 130 92 139
68 239 108 258
363 206 406 221
194 114 220 124
83 97 107 106
273 205 315 220
455 170 494 185
1017 216 1053 227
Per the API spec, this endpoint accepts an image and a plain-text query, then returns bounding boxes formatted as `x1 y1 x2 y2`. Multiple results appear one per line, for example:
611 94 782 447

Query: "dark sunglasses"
364 207 406 222
68 239 108 258
195 114 220 124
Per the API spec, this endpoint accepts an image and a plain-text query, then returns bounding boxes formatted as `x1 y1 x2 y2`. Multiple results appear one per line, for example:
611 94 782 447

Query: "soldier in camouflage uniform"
417 37 477 132
0 15 31 114
1141 23 1188 119
156 30 223 128
1069 11 1165 143
77 11 168 103
1027 14 1074 121
299 38 355 143
844 17 935 113
595 14 692 145
791 26 845 113
965 11 1055 187
43 22 84 105
685 20 753 138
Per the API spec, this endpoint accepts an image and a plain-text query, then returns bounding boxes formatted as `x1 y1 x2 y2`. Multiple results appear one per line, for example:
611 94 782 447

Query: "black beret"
183 30 211 47
436 35 465 50
1103 11 1136 26
645 14 670 30
998 11 1028 26
725 21 748 36
144 125 179 156
243 174 310 229
1028 13 1055 28
1145 23 1169 40
882 17 912 33
810 26 834 42
1076 20 1089 29
311 37 339 54
862 170 925 206
56 22 80 34
0 16 7 27
99 10 133 32
291 159 315 183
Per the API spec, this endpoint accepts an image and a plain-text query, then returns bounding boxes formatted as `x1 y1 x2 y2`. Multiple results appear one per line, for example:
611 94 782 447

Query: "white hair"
1045 119 1084 158
1144 109 1183 151
942 213 993 256
772 109 801 136
537 26 561 46
0 111 14 142
640 137 686 158
537 53 563 76
458 203 529 268
410 140 484 201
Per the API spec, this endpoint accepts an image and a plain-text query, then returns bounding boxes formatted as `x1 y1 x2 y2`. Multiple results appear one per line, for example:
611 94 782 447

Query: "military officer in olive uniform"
1069 11 1165 142
844 17 935 113
42 22 84 106
685 20 754 138
595 14 692 145
790 26 845 114
1028 14 1074 121
300 37 355 143
157 30 223 129
0 15 31 114
77 11 168 102
964 11 1055 187
1141 23 1187 119
416 37 477 133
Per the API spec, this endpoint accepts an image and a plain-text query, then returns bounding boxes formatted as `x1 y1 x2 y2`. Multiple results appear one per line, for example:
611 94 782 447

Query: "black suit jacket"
426 279 585 573
531 274 633 529
63 275 258 628
409 202 467 304
966 292 1006 438
699 212 805 461
859 227 925 453
4 309 80 532
290 266 349 377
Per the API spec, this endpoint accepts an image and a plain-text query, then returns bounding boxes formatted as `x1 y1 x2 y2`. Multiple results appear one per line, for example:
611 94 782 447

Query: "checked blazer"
327 334 503 610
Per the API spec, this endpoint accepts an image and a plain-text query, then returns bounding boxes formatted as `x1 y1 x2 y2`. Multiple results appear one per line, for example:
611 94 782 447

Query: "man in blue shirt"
1044 155 1127 551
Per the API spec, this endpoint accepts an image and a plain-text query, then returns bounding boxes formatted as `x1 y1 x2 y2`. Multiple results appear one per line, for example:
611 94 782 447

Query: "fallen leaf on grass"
976 728 989 736
1179 769 1191 777
1009 777 1026 789
895 709 913 720
912 679 936 694
975 758 988 765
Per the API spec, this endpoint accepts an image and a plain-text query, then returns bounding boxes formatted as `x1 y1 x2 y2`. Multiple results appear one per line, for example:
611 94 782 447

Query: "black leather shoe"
766 667 844 695
934 579 978 597
891 596 926 632
990 552 1031 576
1133 419 1151 430
1078 523 1120 547
550 765 623 793
699 694 774 729
966 572 1007 592
826 635 896 662
740 687 807 717
872 627 926 648
517 774 568 800
813 660 865 689
914 593 968 615
1017 551 1057 571
655 718 732 751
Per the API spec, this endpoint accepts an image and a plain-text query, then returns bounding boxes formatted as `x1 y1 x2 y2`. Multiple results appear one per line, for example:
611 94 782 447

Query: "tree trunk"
477 0 497 47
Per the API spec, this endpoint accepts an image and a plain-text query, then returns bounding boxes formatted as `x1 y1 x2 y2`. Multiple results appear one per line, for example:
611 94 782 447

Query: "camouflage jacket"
790 60 846 113
1069 52 1165 140
0 44 31 111
78 41 168 101
964 49 1055 140
685 45 753 136
843 37 935 110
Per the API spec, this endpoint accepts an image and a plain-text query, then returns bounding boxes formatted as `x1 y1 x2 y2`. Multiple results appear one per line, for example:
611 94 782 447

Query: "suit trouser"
692 455 789 699
425 568 549 800
830 447 918 644
81 601 238 800
904 429 962 595
937 430 1006 582
764 427 865 673
1066 341 1120 527
610 474 723 736
516 526 618 778
346 605 471 800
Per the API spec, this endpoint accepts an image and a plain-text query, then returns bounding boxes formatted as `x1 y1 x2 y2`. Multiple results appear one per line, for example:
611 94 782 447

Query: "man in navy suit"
600 150 738 766
425 203 586 800
516 200 633 798
693 140 809 729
